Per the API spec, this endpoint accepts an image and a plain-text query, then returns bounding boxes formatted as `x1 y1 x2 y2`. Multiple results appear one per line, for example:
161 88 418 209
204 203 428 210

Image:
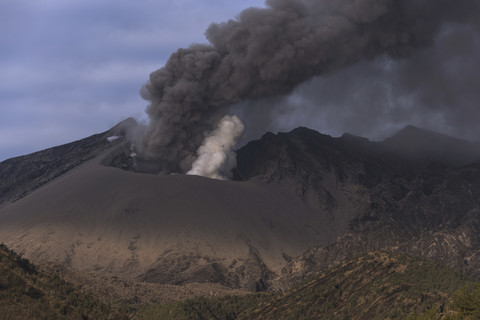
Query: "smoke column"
187 115 245 180
138 0 479 175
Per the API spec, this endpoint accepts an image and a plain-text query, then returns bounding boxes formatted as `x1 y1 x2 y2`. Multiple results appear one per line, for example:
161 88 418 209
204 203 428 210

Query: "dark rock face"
0 118 136 205
233 126 480 287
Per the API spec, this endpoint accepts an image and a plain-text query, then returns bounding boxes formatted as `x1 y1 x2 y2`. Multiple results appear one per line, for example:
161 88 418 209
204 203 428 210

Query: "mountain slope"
137 252 473 320
234 126 480 286
0 118 136 206
381 126 480 166
2 244 475 320
277 160 480 287
1 122 480 293
0 147 343 291
0 243 125 320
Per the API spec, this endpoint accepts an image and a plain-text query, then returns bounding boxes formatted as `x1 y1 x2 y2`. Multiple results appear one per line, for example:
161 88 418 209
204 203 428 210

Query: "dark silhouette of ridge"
381 125 480 166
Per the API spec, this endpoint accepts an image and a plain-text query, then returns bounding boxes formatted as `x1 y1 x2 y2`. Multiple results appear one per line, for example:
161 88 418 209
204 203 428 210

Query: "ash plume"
138 0 479 175
187 115 244 180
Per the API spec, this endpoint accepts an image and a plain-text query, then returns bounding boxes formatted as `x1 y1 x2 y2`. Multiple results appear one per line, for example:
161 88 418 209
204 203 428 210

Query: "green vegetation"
136 294 272 320
136 252 476 320
409 283 480 320
450 283 480 319
0 243 126 320
2 244 479 320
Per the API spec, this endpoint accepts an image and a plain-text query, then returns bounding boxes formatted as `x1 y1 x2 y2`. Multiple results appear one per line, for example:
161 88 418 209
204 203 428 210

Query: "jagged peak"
288 126 321 135
340 133 370 143
260 131 277 140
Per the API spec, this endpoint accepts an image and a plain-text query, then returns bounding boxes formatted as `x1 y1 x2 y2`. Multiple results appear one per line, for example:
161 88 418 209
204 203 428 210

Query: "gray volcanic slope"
4 123 480 292
0 118 135 207
0 152 347 290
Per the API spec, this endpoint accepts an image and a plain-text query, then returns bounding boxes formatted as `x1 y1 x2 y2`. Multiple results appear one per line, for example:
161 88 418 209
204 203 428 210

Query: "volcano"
1 120 480 292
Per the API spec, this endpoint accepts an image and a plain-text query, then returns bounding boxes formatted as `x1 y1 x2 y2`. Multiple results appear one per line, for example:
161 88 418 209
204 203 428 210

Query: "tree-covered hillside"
136 252 478 320
0 244 126 320
2 244 479 320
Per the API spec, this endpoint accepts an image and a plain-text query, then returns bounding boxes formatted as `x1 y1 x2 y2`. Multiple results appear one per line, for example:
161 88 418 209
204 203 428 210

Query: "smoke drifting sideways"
136 0 480 178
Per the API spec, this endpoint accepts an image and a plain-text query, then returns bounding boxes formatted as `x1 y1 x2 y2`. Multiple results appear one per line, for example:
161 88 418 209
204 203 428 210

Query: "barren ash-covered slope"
0 157 340 291
0 118 136 207
0 120 351 291
1 120 480 292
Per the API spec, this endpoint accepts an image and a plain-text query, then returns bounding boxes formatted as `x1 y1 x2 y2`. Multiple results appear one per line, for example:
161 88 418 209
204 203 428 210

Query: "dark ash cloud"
237 21 480 143
0 0 264 162
139 0 480 174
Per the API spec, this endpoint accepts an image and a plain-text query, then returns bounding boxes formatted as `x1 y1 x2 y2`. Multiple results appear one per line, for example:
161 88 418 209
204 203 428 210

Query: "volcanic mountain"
1 120 480 292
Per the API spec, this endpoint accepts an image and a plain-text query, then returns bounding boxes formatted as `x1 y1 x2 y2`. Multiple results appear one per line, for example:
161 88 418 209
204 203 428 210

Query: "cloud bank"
139 0 480 175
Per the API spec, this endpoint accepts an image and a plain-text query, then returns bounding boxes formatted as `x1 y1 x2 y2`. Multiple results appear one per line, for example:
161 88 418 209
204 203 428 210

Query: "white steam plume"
187 115 245 180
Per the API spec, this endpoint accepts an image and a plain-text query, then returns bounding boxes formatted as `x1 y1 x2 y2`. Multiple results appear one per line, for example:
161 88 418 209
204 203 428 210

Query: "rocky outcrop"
233 126 480 287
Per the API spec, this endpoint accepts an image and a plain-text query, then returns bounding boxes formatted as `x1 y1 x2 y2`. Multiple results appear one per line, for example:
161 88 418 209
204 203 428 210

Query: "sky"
0 0 265 161
1 0 480 162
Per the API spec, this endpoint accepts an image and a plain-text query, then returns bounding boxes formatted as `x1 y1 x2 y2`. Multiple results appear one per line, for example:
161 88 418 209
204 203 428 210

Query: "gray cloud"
3 0 479 165
0 0 264 161
240 22 480 142
140 0 480 174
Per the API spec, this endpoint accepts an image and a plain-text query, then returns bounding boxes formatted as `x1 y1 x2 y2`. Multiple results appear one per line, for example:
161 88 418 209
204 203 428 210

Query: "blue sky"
0 0 265 161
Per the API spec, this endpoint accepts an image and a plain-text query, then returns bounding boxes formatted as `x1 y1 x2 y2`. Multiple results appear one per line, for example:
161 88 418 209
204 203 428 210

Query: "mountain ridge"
380 125 480 166
0 118 136 207
1 120 480 293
